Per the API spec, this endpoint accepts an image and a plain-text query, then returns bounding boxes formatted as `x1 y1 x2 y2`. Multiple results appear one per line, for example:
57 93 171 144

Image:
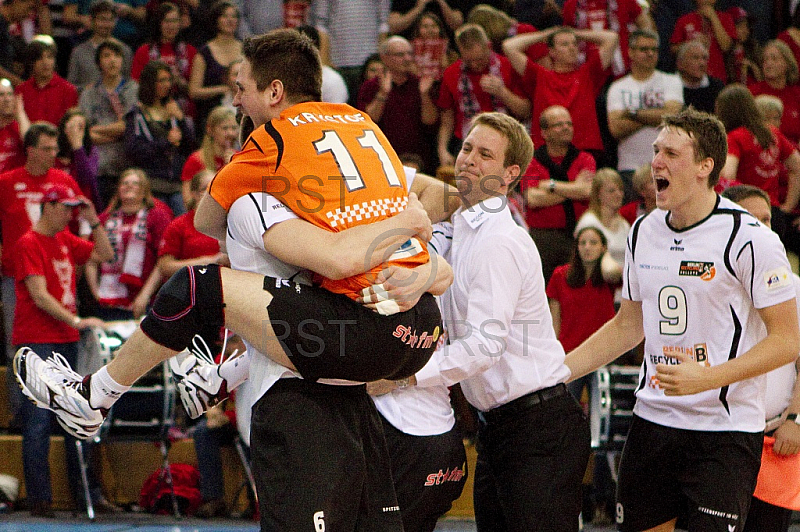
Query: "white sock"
218 350 251 391
89 366 131 410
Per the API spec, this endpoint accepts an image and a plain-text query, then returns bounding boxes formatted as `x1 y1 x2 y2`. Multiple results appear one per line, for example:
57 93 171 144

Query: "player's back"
210 101 430 299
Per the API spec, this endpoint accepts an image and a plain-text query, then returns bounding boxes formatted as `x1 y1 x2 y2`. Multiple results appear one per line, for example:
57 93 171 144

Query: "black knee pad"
141 264 226 351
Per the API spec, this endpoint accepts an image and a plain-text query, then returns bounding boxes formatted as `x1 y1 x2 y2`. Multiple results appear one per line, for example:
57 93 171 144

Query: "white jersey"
763 274 800 421
624 196 795 432
606 70 684 172
225 192 311 408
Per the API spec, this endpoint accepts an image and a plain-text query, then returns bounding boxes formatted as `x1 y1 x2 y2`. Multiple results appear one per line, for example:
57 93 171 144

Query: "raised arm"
574 29 619 70
410 171 460 223
502 29 553 76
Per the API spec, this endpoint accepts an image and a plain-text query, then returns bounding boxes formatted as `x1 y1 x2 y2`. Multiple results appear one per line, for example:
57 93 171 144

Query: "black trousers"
250 379 402 532
473 391 591 532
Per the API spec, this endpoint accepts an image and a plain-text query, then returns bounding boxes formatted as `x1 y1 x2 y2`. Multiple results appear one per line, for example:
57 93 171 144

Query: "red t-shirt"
748 82 800 146
562 0 642 74
670 11 736 83
12 229 94 344
158 209 219 260
131 42 197 81
619 201 642 226
519 150 595 228
727 125 796 206
181 150 223 182
546 263 616 352
436 54 527 140
0 121 24 174
523 48 609 150
0 167 82 276
15 74 79 126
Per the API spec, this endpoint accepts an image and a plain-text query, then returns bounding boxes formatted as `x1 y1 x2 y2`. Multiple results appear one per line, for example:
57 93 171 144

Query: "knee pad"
141 264 226 351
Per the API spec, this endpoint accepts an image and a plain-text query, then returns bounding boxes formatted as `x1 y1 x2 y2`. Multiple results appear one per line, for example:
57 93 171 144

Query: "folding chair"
75 322 179 519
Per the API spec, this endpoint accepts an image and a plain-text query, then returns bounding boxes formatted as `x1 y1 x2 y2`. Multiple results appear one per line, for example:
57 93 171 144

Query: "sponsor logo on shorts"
424 463 466 486
678 261 715 280
382 505 400 512
697 505 738 521
393 325 440 349
765 267 791 292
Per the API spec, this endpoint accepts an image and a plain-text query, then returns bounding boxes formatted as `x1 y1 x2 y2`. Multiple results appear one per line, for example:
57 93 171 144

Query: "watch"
395 377 410 389
549 179 556 193
787 413 800 424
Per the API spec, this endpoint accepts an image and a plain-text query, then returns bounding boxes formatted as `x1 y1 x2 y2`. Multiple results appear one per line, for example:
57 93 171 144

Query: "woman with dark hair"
358 53 385 96
124 60 195 215
547 225 619 358
55 108 101 210
717 83 800 223
86 167 172 320
187 0 241 132
130 2 196 102
411 11 452 80
749 40 800 145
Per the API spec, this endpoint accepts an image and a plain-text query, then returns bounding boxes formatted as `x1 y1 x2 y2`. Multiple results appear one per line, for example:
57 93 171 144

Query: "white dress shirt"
414 196 571 412
372 222 456 436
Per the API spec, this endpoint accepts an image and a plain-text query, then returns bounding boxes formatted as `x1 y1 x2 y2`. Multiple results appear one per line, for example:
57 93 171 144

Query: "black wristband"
90 221 101 230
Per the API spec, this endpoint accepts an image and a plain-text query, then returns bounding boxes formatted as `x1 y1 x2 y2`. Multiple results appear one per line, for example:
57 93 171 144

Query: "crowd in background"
1 0 799 522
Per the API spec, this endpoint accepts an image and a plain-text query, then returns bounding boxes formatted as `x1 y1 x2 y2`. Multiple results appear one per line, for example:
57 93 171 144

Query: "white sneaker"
13 347 106 439
169 335 229 419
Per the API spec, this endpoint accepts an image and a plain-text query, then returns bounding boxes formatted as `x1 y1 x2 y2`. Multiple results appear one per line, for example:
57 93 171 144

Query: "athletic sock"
89 366 131 410
218 350 251 391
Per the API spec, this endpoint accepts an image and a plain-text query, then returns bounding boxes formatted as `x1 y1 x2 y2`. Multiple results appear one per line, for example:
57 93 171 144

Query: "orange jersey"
209 101 429 299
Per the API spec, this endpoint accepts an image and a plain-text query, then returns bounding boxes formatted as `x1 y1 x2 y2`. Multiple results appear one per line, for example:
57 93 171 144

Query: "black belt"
480 383 569 425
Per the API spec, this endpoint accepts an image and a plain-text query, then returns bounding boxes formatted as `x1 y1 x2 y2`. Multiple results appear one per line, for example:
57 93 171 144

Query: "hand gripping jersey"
623 197 796 433
209 102 430 300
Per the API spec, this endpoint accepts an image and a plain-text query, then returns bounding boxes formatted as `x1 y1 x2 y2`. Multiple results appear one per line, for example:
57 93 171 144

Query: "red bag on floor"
139 463 202 515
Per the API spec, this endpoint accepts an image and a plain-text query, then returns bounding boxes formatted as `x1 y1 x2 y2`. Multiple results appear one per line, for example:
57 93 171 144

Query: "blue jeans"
18 342 102 506
193 417 238 501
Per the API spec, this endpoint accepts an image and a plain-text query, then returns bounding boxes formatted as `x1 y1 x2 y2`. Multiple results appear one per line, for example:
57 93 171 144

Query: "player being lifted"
565 108 800 532
14 29 450 440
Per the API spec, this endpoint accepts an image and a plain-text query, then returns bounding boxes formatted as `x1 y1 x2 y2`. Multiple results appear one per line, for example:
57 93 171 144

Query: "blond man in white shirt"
396 112 591 531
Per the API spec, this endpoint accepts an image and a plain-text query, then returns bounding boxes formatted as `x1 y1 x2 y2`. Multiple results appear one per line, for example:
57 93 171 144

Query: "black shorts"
263 277 442 382
250 378 403 532
380 415 467 532
616 415 762 532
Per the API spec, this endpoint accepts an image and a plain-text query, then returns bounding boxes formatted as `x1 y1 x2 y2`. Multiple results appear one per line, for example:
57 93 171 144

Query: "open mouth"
655 178 669 192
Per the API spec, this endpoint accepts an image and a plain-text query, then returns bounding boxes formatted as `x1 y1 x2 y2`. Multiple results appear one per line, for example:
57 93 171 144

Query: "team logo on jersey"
678 261 715 281
765 267 791 292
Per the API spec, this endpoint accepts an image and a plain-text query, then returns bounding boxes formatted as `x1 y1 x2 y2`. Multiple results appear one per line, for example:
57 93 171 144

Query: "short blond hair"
467 112 534 171
455 23 490 50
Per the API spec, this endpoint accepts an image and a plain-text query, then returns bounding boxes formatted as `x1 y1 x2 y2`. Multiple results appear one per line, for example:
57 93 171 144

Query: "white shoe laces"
45 352 84 388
